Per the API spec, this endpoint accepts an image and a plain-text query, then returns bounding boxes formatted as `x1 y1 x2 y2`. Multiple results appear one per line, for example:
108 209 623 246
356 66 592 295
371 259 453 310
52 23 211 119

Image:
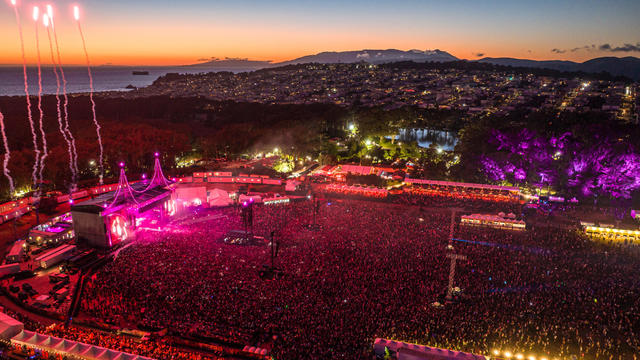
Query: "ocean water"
0 66 253 96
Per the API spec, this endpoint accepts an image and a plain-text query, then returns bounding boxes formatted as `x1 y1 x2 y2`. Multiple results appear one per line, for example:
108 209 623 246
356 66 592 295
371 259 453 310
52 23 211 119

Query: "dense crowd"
78 199 640 360
41 324 226 360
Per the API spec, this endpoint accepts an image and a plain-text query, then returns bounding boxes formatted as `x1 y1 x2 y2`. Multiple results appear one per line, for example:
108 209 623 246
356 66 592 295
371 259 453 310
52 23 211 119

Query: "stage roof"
71 182 171 215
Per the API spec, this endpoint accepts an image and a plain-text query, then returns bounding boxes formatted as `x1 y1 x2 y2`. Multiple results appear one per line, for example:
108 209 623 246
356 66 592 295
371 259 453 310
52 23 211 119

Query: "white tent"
53 338 77 352
72 343 93 354
11 330 156 360
81 345 108 359
175 186 207 207
116 353 140 360
38 335 63 348
373 338 487 360
99 349 126 360
11 329 35 343
0 313 23 339
208 188 232 207
285 180 301 192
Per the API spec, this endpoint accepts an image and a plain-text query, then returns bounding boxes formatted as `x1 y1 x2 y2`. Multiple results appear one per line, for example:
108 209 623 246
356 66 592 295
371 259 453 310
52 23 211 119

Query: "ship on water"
132 70 149 75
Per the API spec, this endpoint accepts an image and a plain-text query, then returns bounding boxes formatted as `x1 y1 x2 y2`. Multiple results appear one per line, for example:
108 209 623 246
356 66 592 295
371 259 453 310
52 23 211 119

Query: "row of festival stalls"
0 184 145 241
32 244 78 269
0 201 31 225
174 171 282 186
71 155 174 249
581 222 640 245
0 183 134 226
323 184 389 198
404 178 521 203
373 338 489 360
460 213 526 231
172 186 234 209
172 186 292 210
0 184 126 224
170 172 285 211
0 311 153 360
312 164 398 181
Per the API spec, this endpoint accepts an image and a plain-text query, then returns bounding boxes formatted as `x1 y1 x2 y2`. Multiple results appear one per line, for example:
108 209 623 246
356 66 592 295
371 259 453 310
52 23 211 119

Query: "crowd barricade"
405 187 520 204
405 177 521 203
324 184 389 198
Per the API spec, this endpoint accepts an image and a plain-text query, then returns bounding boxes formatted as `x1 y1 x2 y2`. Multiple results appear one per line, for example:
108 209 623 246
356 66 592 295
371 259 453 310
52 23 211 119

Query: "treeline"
2 94 637 205
0 95 459 197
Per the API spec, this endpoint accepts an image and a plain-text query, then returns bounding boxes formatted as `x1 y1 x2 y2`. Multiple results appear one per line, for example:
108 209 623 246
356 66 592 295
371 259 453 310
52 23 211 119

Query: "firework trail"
75 5 104 184
48 5 79 184
44 14 75 182
34 6 48 195
0 111 15 196
11 0 40 188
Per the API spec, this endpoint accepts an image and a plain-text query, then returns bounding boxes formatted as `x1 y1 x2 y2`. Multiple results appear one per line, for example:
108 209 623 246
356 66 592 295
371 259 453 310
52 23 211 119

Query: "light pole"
445 208 465 301
445 252 467 301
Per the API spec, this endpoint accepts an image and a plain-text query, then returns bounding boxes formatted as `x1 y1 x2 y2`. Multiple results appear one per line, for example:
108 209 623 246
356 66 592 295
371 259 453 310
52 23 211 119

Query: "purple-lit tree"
480 129 568 188
480 128 640 199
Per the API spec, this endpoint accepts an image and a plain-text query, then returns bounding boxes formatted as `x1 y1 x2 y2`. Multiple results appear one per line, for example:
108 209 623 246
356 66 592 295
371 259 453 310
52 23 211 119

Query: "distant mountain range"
477 56 640 80
276 49 458 65
190 49 640 80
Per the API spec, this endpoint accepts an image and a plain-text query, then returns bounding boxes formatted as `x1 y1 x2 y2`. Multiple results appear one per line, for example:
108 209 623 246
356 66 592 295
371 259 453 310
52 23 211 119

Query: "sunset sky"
1 0 639 66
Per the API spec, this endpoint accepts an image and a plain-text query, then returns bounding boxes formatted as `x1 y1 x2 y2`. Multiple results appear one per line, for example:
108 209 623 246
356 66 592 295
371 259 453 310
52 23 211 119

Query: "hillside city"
121 63 638 123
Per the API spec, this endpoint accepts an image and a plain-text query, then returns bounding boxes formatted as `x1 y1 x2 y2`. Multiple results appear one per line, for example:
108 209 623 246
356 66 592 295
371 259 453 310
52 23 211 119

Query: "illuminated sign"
263 197 290 205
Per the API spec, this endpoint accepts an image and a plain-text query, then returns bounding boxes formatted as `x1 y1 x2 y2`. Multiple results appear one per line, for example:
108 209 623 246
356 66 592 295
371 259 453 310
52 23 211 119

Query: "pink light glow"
33 6 39 21
46 226 66 233
154 152 159 157
10 0 16 6
142 174 147 179
42 14 49 28
69 199 74 204
119 162 125 168
46 4 53 19
73 5 80 21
